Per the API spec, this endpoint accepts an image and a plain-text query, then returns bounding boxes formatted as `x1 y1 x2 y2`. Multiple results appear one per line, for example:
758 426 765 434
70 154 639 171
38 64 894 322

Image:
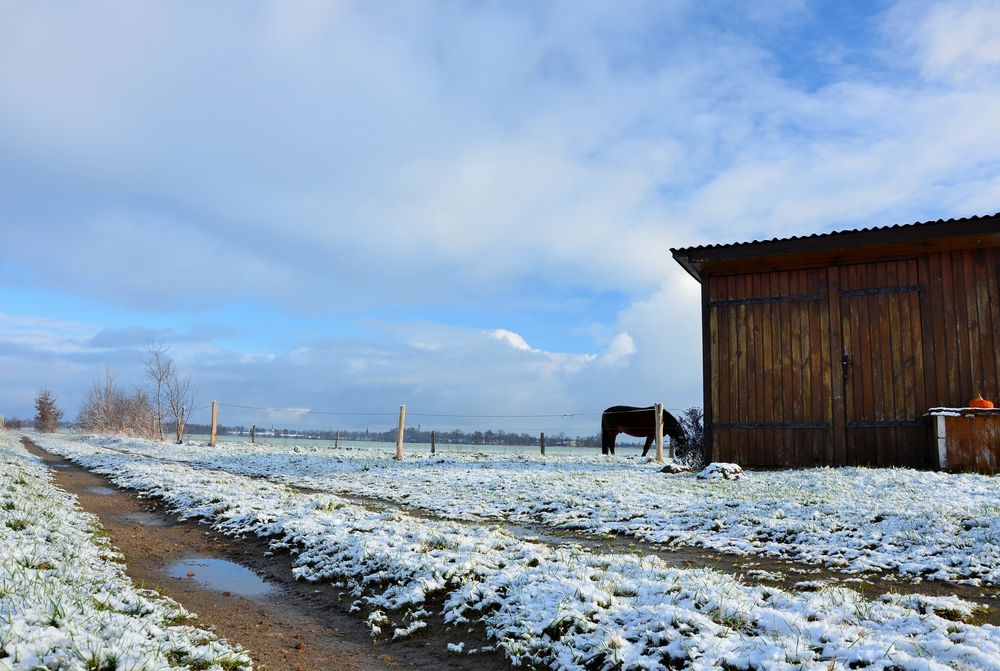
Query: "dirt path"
23 438 511 671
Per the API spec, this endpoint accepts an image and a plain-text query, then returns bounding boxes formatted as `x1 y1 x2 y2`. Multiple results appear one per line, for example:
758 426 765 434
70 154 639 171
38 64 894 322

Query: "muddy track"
22 438 512 671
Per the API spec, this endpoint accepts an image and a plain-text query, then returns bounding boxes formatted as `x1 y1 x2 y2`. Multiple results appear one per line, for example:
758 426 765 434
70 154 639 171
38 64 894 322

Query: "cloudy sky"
2 0 999 434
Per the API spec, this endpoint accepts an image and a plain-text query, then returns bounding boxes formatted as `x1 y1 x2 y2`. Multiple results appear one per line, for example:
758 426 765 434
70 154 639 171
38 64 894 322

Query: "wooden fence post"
540 432 545 456
654 402 664 463
335 430 340 449
209 400 219 447
431 430 436 455
250 425 256 444
394 404 406 460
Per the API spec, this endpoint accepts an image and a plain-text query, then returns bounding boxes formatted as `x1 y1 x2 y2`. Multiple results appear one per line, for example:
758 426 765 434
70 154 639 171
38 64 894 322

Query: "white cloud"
0 313 97 354
600 333 636 365
489 329 534 352
1 1 999 427
888 0 1000 85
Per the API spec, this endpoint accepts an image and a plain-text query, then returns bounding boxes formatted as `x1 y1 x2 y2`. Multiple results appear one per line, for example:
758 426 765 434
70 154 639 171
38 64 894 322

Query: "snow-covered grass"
28 433 1000 670
69 435 1000 586
0 432 252 670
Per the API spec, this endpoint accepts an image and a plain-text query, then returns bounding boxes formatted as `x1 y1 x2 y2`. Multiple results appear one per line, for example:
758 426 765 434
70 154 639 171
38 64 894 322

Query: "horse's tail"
600 415 613 453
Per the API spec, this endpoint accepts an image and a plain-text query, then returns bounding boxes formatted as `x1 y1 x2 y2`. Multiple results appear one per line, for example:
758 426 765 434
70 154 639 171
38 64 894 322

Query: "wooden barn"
671 213 1000 469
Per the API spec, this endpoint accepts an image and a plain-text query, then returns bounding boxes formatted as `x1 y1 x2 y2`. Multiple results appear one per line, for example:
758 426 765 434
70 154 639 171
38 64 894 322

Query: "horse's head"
663 411 689 446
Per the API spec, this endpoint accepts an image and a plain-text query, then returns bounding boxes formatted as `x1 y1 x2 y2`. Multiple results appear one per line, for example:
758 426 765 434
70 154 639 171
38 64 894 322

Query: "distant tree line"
203 424 611 447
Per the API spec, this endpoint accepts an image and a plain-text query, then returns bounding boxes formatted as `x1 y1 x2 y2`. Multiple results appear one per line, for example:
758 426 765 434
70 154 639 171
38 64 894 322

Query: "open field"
18 431 1000 670
56 434 1000 585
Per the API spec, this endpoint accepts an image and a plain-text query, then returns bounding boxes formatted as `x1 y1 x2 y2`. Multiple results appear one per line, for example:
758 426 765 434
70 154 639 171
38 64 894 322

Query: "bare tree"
166 370 197 444
144 341 175 441
34 389 63 432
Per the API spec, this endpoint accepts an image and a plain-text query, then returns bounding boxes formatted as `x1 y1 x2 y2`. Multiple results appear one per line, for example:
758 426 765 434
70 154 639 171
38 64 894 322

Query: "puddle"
85 486 118 495
167 557 275 598
123 511 170 527
50 463 73 469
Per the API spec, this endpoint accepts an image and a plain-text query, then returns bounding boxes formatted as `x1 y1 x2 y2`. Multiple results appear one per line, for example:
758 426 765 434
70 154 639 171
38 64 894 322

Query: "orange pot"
969 394 995 409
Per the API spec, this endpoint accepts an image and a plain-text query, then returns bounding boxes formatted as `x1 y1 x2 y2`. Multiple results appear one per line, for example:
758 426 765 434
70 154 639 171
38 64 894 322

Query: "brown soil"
22 438 512 671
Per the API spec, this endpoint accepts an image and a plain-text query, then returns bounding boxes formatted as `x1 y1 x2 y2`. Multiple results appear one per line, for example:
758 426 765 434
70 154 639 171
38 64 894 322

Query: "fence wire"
173 400 698 455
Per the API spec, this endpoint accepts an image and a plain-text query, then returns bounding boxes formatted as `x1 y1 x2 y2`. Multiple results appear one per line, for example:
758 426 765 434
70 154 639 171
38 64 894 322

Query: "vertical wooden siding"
704 247 1000 469
839 259 928 467
707 268 832 466
920 248 1000 408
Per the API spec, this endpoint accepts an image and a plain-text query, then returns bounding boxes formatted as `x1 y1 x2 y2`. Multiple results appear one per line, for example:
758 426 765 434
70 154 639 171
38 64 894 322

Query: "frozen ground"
63 435 1000 586
26 432 1000 670
0 432 251 670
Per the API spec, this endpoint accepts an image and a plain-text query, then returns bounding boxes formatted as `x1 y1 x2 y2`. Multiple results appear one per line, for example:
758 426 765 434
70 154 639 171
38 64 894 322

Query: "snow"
66 434 1000 586
26 432 1000 670
697 462 744 479
0 432 251 670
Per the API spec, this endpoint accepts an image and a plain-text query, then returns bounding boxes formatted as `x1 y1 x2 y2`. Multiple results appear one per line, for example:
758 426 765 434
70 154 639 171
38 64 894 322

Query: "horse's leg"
601 424 610 455
641 435 653 457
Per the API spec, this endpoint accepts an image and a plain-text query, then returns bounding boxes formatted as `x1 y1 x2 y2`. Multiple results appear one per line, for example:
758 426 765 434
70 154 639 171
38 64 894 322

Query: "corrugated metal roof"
669 212 1000 255
670 211 1000 283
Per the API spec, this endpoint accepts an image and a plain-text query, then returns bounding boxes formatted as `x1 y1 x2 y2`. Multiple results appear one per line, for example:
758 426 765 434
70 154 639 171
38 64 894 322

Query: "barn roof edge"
670 211 1000 283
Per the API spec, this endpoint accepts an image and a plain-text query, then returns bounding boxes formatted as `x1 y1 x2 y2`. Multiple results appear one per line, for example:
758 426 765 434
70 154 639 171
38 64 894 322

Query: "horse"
601 405 688 456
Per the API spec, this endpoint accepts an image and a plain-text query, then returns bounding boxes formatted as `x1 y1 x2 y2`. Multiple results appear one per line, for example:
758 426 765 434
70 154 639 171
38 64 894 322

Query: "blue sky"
2 0 999 434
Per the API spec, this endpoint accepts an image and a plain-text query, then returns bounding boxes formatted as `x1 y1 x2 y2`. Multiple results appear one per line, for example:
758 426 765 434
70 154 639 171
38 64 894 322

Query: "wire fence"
178 400 700 457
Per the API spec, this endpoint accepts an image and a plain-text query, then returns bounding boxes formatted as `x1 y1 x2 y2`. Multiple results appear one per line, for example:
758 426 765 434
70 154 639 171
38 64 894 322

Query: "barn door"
708 268 833 466
839 259 928 467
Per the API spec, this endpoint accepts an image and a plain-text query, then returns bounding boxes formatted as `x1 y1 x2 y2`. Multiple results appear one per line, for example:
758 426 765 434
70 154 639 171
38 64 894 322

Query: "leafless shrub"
79 370 125 434
677 406 705 468
125 385 157 438
79 370 158 438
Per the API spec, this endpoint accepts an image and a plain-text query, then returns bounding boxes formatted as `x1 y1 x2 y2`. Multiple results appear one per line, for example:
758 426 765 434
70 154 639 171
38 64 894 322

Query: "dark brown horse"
601 405 688 456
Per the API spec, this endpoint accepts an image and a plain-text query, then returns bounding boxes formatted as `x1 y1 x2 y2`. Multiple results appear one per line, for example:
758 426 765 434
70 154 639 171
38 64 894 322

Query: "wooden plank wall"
920 248 1000 408
707 268 832 466
704 246 1000 469
839 259 928 467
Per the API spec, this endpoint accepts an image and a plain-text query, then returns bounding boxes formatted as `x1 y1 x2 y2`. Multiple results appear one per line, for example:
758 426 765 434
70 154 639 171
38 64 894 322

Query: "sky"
2 0 1000 435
